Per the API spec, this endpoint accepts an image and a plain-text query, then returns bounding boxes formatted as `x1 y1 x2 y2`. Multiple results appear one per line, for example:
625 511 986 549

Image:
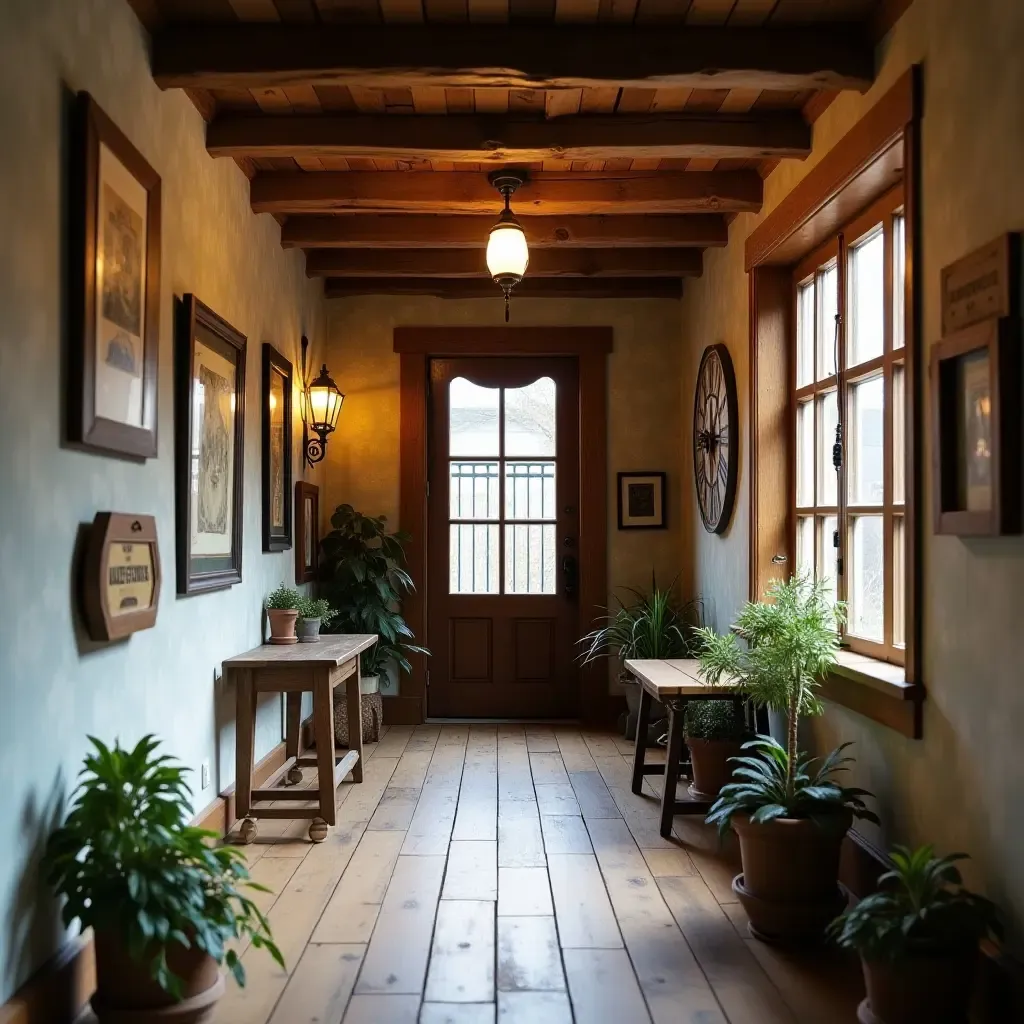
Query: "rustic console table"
625 658 743 839
223 634 377 843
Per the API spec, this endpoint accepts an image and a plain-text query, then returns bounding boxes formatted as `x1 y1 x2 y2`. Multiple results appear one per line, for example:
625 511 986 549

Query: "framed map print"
262 344 293 552
175 295 246 594
617 471 667 530
68 93 160 459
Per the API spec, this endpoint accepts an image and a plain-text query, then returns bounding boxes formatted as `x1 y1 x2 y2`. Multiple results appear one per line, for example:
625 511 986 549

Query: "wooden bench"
625 658 743 839
223 634 377 844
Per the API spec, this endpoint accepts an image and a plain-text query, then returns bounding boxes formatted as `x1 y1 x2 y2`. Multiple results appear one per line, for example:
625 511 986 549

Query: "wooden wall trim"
394 326 614 356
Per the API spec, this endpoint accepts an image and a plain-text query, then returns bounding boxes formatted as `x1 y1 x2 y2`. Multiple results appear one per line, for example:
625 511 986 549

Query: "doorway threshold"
426 718 582 725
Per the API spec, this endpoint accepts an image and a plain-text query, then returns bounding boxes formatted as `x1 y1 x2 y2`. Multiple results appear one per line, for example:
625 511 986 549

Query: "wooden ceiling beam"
324 277 685 299
152 24 874 93
252 170 763 215
281 213 729 249
207 111 811 163
304 247 703 278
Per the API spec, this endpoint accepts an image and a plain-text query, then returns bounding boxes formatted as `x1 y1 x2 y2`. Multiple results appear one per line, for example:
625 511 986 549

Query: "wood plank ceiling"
132 0 894 300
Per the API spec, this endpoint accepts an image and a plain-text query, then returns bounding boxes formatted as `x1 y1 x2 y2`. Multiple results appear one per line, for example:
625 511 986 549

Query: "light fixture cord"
504 291 510 323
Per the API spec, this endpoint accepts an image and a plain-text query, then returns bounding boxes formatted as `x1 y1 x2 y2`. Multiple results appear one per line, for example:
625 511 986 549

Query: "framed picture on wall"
617 471 667 530
262 344 293 552
67 92 161 459
174 295 246 595
295 481 319 584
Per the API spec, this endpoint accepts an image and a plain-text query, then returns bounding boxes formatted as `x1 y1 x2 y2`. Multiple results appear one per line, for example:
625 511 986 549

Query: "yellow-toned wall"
322 294 686 676
680 0 1024 951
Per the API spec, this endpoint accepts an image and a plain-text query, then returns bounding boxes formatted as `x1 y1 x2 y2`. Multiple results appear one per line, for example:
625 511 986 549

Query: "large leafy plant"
43 736 283 996
579 578 702 666
319 504 430 677
828 845 1001 961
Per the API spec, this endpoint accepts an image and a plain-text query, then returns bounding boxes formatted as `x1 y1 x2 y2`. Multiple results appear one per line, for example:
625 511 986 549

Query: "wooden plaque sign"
941 233 1022 334
82 512 162 640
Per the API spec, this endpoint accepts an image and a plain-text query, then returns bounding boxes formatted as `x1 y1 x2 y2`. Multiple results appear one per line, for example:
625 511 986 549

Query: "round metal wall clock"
693 343 738 534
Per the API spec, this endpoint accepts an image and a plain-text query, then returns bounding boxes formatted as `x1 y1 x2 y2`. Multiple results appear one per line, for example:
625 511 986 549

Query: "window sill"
822 651 924 739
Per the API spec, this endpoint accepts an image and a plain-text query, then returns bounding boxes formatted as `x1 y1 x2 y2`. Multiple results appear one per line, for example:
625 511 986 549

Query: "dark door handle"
562 555 578 600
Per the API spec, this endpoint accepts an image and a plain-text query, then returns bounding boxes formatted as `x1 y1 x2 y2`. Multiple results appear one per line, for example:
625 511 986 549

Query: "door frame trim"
395 326 613 726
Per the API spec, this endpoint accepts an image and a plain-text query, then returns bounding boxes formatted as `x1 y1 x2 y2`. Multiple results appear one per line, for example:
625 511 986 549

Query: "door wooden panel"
428 357 580 718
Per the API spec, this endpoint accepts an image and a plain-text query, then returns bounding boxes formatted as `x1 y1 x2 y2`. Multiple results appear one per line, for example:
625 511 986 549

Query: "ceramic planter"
360 674 380 695
684 735 745 799
296 616 321 643
266 607 298 645
91 932 224 1023
857 946 979 1024
731 811 851 944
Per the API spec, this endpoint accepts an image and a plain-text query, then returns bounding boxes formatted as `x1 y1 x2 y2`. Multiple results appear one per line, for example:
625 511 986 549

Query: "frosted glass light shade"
486 222 529 280
305 364 344 434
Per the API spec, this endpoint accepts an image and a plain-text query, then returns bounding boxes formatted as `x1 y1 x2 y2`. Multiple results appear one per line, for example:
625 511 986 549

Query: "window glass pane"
893 215 906 350
504 376 556 456
817 391 838 506
449 462 499 520
450 524 499 594
893 364 905 504
504 524 557 595
449 377 499 456
849 228 885 366
849 375 884 505
796 516 814 579
893 516 906 648
849 515 884 641
797 281 815 387
796 399 814 507
817 265 838 379
505 461 556 520
819 515 839 612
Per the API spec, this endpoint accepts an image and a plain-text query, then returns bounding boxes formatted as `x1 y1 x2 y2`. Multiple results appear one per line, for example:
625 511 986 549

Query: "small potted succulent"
683 699 749 799
829 845 1001 1024
44 736 283 1024
698 574 878 943
296 596 336 643
265 583 301 645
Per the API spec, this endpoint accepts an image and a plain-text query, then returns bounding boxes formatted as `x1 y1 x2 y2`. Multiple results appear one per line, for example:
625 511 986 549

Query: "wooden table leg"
631 686 653 795
660 699 685 839
234 668 257 842
285 690 303 784
312 669 337 838
347 662 365 783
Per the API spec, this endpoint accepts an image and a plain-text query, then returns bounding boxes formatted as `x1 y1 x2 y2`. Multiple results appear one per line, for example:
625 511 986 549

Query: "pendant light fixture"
486 170 529 322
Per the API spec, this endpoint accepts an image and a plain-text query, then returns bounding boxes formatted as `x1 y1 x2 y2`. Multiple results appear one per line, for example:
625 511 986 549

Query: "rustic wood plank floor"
204 724 864 1023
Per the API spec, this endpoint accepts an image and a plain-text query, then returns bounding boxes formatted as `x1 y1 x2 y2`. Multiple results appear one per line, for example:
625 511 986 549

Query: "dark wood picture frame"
262 344 293 552
68 92 161 459
617 471 667 530
931 316 1021 537
174 295 247 595
295 481 320 584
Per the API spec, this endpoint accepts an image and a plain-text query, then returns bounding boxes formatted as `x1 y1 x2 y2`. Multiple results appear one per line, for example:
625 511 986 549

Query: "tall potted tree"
697 575 878 943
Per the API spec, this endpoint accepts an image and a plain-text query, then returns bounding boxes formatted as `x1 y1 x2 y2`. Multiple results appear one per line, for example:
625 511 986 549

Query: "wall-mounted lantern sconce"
300 336 344 466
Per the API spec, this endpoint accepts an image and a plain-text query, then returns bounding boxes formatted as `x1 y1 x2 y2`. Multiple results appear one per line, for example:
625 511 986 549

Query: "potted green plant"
829 845 1001 1024
43 735 283 1024
697 574 878 943
296 596 336 643
265 583 301 645
319 504 429 695
683 699 749 799
579 578 701 742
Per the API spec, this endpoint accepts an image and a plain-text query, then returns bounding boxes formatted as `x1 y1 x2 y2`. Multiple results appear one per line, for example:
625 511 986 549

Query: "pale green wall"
0 0 326 999
680 0 1024 951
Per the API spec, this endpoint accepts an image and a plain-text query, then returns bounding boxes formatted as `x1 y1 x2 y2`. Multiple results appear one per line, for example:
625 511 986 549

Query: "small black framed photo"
617 472 667 530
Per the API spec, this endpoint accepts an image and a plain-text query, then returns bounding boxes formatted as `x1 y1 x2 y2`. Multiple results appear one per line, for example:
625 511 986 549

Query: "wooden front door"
427 357 581 718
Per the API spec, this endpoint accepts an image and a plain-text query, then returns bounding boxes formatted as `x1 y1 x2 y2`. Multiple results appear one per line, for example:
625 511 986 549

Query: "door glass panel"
817 265 838 379
796 399 814 507
505 376 556 456
797 281 815 388
849 375 884 505
817 391 838 506
450 524 499 594
505 461 556 521
849 515 884 641
819 514 839 613
849 227 884 366
449 377 499 456
449 462 499 520
505 524 556 595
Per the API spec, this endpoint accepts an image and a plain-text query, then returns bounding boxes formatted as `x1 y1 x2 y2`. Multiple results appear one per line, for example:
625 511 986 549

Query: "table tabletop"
224 634 377 670
625 658 741 697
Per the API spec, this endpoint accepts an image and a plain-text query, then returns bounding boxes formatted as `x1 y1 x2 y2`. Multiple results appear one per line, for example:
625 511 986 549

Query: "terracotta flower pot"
91 932 224 1023
731 811 851 944
858 946 978 1024
685 736 745 799
266 607 298 645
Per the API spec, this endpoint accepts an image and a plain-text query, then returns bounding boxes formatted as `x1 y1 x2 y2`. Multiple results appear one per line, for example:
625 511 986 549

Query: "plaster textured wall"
680 0 1024 950
323 294 685 677
0 0 325 998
